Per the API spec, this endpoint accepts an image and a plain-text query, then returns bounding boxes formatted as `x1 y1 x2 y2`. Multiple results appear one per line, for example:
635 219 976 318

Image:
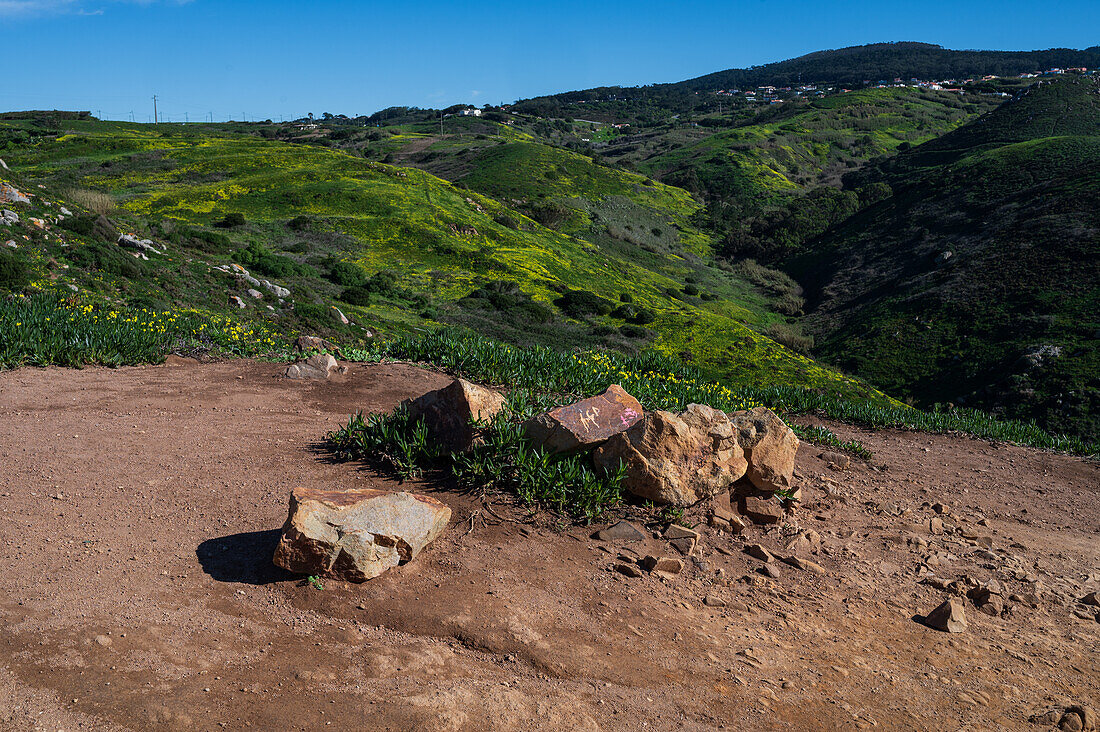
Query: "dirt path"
0 360 1096 731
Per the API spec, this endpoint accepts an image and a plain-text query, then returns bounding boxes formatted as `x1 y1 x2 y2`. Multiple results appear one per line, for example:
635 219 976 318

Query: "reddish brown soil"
0 359 1096 731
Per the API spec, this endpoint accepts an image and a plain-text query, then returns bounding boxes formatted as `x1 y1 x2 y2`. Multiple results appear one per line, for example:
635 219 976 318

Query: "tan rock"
925 598 968 633
285 353 338 380
524 385 643 454
785 529 822 555
294 335 337 354
821 451 851 470
641 556 683 574
730 407 800 492
739 492 784 524
593 404 747 506
273 487 451 582
781 555 825 574
404 378 507 452
744 544 774 562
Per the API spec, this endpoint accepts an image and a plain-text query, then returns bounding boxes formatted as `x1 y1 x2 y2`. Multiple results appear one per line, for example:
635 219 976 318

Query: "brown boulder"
524 384 643 454
273 487 451 582
404 378 507 452
592 404 747 506
294 335 337 354
730 407 800 492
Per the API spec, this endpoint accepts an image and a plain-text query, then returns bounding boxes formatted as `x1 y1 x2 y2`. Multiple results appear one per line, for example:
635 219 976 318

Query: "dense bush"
619 324 653 339
555 289 614 318
0 252 30 291
166 226 232 254
67 240 146 280
59 214 117 242
286 215 313 231
327 260 366 287
236 242 315 279
339 286 372 306
461 280 554 324
682 283 700 297
215 212 246 228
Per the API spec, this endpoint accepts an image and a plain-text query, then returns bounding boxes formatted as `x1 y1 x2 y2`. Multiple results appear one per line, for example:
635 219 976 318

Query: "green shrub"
555 289 614 318
236 242 314 278
59 214 117 242
327 260 366 287
215 212 246 228
339 286 372 306
682 283 700 297
766 322 814 353
0 252 30 291
620 324 652 339
67 240 145 280
619 293 634 303
364 269 400 296
287 215 313 231
629 306 655 325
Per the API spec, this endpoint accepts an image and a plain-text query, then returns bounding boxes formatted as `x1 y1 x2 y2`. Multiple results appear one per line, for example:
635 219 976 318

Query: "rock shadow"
196 530 297 585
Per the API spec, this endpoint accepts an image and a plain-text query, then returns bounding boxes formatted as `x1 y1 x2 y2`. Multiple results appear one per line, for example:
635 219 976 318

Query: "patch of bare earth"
0 360 1096 731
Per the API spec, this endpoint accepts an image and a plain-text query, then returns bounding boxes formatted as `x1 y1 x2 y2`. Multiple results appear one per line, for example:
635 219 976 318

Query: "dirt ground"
0 359 1096 731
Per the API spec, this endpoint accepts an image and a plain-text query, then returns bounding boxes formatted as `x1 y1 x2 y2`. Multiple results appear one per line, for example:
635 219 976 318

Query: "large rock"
273 487 451 582
285 353 338 380
729 407 799 492
925 598 968 633
593 403 747 506
404 378 507 452
524 385 643 454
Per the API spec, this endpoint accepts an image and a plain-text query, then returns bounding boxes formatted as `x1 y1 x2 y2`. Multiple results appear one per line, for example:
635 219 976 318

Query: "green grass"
0 291 290 368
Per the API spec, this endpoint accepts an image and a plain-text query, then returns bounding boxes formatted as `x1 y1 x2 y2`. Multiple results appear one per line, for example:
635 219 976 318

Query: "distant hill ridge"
514 42 1100 108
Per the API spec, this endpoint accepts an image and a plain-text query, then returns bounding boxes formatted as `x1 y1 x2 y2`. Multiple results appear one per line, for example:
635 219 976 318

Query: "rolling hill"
0 117 885 403
797 75 1100 438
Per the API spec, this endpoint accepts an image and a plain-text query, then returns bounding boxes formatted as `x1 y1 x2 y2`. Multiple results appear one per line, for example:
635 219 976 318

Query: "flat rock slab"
595 520 646 543
285 353 338 380
273 487 451 582
524 385 643 454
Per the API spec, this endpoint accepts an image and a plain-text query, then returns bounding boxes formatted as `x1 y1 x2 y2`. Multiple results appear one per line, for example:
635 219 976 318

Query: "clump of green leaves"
328 394 626 523
793 424 872 460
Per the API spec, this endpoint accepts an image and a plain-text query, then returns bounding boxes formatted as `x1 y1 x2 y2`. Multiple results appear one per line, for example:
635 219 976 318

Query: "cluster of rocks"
117 232 165 258
0 181 31 205
526 385 800 511
213 262 290 304
1030 705 1097 731
283 337 345 379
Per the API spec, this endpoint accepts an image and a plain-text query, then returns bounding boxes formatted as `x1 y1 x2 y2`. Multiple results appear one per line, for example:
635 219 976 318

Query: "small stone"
1061 711 1085 732
932 502 947 514
596 521 646 543
641 556 683 574
740 493 784 525
925 598 968 633
781 555 825 574
1068 706 1096 731
785 529 821 555
664 525 699 541
614 563 644 578
760 563 782 579
703 595 726 608
744 544 774 562
709 515 731 531
94 635 112 647
711 491 735 521
669 537 696 556
929 517 944 535
1080 592 1100 607
820 451 851 470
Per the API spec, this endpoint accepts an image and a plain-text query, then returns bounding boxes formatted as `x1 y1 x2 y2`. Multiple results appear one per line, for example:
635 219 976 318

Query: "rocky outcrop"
0 182 30 204
592 403 747 506
524 385 643 454
273 487 451 582
284 353 339 380
118 233 165 256
729 407 799 492
404 378 507 452
295 335 337 354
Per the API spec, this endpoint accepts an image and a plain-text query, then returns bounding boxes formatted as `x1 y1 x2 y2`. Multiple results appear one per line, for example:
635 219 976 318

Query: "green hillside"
798 76 1100 439
0 117 887 403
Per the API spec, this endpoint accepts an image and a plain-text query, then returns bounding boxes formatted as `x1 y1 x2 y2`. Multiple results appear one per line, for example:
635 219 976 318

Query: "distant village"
713 67 1094 105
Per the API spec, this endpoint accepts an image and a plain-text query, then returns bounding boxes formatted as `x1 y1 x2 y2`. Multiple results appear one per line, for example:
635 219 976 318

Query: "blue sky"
2 0 1097 121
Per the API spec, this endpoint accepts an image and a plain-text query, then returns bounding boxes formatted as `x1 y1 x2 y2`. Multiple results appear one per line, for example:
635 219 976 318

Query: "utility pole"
153 95 158 124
